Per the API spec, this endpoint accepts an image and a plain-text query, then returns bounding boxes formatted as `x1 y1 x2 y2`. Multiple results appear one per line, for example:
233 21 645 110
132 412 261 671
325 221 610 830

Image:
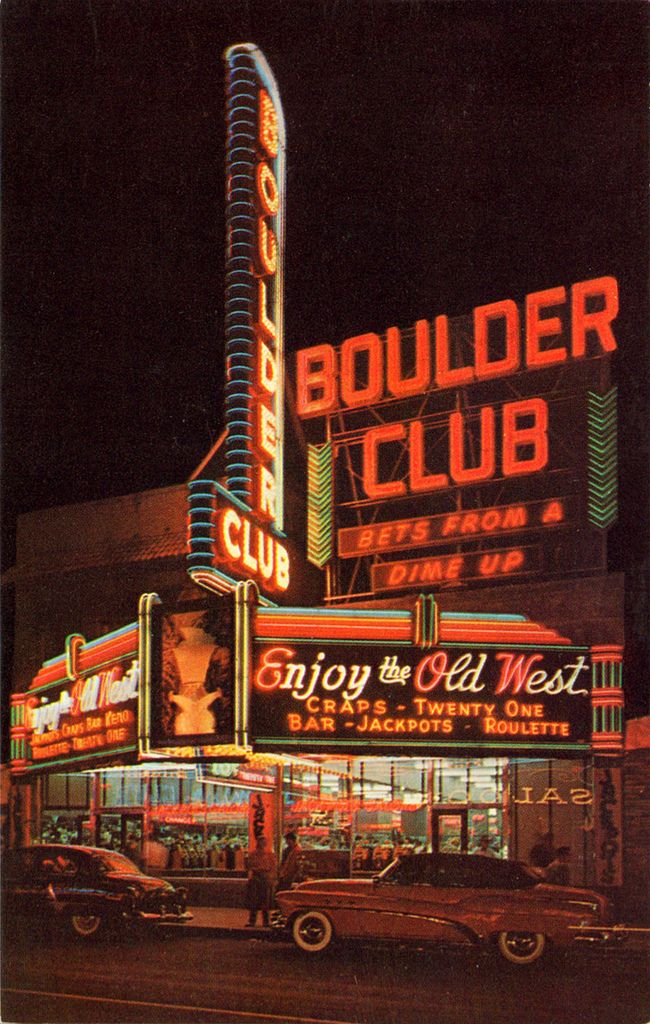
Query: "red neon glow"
253 608 572 647
258 88 279 158
256 402 277 460
258 464 276 519
256 162 279 215
256 217 277 276
449 406 496 483
254 611 413 642
386 320 431 397
409 421 449 492
474 299 520 380
257 339 277 394
296 345 337 417
216 507 289 591
294 276 619 418
502 398 548 476
371 544 536 591
362 423 406 499
337 498 568 559
361 399 550 500
526 286 567 367
434 314 473 389
31 627 139 690
340 334 384 408
256 278 276 342
571 276 618 356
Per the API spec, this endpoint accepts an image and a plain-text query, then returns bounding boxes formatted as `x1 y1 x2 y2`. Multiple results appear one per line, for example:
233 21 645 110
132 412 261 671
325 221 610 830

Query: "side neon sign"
10 625 140 774
187 44 289 598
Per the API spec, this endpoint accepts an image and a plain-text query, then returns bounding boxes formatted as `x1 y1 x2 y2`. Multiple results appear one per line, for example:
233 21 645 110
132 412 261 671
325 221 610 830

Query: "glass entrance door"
432 810 468 853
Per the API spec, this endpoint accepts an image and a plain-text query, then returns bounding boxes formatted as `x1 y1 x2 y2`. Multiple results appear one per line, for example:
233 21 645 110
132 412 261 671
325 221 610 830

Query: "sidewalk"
165 906 278 938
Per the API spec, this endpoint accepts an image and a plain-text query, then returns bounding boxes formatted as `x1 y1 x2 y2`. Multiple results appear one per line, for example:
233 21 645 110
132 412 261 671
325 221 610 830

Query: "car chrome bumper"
138 910 194 923
570 923 640 945
269 909 287 930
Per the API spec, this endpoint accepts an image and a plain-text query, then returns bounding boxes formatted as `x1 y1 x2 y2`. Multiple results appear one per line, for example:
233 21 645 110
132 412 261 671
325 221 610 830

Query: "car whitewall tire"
497 930 546 965
70 911 104 938
292 911 334 953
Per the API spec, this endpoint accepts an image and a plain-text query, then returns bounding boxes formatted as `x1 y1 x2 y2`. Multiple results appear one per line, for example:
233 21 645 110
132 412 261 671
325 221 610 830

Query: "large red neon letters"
296 276 618 417
254 88 280 522
362 398 548 500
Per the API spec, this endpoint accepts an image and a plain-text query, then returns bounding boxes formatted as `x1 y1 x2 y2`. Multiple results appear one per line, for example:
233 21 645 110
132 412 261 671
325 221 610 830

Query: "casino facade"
8 44 631 899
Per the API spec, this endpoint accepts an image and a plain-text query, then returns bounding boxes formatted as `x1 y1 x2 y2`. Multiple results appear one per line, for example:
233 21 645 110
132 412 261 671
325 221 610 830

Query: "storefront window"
40 773 91 845
99 772 123 808
438 760 469 803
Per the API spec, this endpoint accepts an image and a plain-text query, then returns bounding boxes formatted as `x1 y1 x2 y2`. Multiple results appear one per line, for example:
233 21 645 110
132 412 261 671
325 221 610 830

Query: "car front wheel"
292 911 333 953
70 910 104 939
497 930 546 965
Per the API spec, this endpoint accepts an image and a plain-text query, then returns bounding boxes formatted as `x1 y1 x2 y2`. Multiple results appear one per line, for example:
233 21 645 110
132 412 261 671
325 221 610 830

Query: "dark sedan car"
3 844 191 939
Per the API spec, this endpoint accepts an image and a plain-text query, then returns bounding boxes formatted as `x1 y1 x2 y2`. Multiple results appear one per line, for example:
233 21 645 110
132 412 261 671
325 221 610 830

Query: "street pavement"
3 923 650 1024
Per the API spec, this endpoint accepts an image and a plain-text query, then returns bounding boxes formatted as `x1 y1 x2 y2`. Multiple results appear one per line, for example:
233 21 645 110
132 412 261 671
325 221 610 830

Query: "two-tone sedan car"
3 844 191 940
275 853 612 965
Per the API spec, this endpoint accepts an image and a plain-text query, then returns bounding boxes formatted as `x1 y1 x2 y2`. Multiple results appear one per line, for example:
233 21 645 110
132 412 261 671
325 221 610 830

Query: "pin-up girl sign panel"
153 602 233 744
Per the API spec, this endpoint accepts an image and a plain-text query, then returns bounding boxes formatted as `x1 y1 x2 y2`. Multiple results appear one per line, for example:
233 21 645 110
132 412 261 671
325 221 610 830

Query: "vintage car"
3 844 191 939
274 853 612 965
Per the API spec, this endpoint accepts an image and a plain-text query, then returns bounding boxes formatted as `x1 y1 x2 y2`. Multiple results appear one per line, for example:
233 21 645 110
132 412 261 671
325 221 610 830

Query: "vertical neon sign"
224 44 285 532
188 45 289 598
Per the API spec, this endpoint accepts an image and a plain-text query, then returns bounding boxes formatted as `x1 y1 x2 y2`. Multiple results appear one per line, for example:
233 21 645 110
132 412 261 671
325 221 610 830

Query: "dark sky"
3 0 648 572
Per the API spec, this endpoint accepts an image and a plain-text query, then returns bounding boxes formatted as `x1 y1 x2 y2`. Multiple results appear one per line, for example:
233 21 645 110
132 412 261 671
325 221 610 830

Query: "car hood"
534 882 603 901
104 872 174 893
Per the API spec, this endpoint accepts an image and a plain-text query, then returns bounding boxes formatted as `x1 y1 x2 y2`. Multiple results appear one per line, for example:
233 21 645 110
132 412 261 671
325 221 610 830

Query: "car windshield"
95 851 142 874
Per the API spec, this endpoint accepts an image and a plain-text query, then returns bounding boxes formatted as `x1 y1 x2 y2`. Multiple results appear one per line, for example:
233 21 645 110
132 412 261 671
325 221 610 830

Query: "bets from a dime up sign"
188 44 289 601
247 599 624 756
10 626 140 774
296 277 619 597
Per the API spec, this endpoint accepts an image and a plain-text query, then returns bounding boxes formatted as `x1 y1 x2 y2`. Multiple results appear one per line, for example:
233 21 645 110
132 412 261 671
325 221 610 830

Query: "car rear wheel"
497 930 546 965
70 910 104 939
292 911 333 953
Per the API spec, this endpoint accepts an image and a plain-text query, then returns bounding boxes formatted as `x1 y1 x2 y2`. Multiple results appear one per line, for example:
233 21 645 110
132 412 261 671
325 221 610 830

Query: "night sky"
3 3 648 634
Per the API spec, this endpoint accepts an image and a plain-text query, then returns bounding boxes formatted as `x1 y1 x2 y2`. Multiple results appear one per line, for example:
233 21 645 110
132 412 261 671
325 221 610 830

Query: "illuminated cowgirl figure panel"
188 45 290 600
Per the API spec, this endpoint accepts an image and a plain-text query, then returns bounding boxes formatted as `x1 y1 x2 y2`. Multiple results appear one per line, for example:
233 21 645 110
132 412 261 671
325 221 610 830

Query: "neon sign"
187 45 289 598
250 638 593 753
296 277 618 594
297 277 618 418
10 625 140 773
371 545 538 591
338 498 569 559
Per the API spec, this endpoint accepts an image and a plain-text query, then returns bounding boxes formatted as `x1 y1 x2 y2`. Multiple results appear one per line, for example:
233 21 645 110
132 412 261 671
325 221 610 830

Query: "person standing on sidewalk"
245 836 277 927
545 846 572 885
277 832 303 890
